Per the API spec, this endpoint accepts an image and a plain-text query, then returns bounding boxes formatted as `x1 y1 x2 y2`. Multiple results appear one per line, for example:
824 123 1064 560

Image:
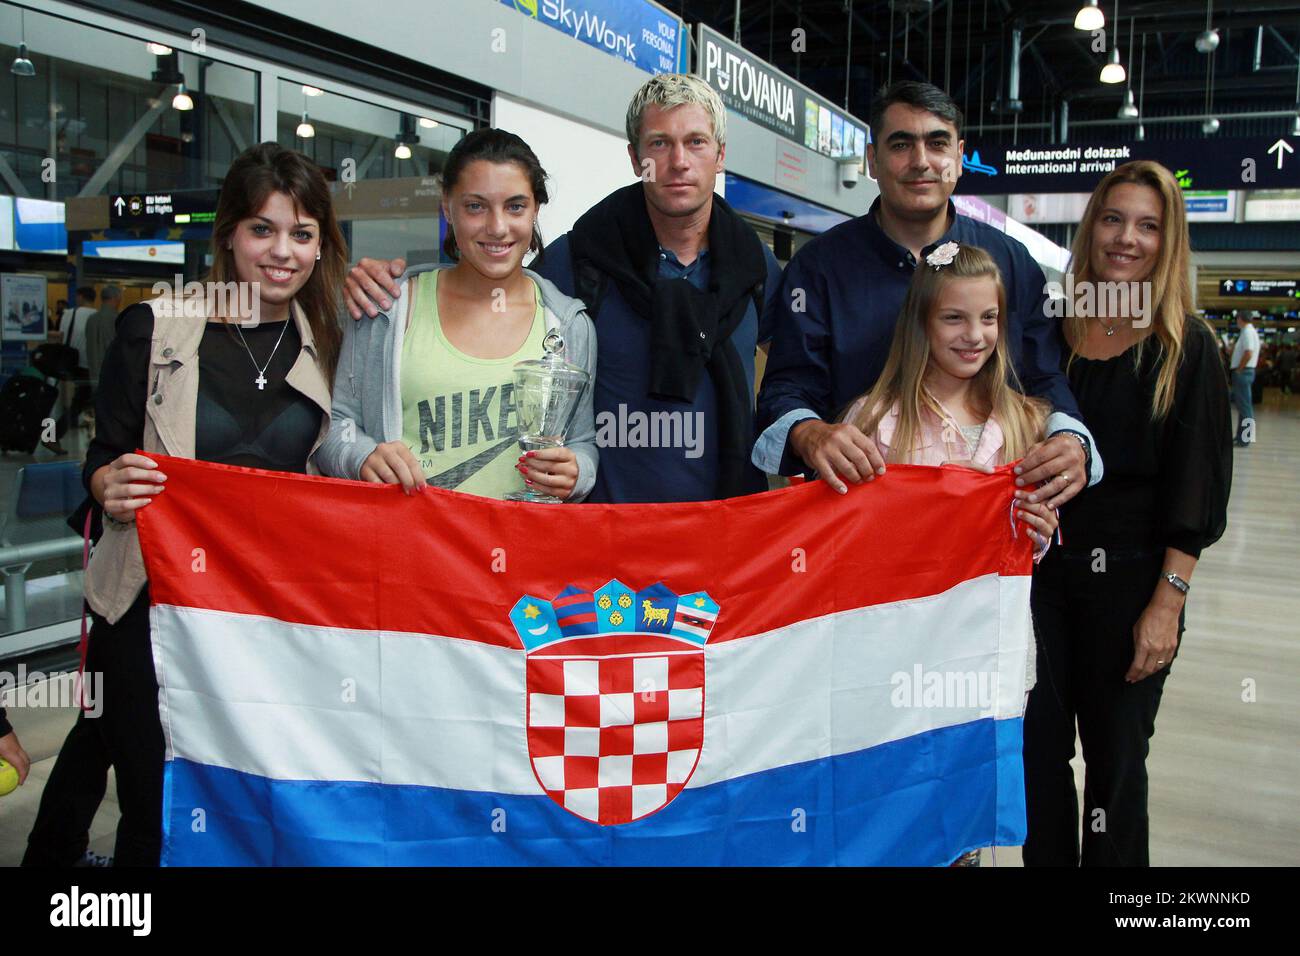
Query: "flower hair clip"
926 240 960 270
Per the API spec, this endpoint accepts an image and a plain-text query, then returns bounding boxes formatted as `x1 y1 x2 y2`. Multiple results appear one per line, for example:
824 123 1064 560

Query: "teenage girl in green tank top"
359 130 585 500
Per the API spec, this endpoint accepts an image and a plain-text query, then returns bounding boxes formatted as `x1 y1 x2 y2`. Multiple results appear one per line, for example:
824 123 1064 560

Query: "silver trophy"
505 332 589 504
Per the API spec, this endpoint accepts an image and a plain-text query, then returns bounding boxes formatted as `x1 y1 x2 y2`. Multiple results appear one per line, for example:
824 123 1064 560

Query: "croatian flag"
136 456 1034 866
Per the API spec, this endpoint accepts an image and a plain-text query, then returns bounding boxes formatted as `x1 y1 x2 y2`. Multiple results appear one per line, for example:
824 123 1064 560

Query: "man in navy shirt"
346 74 781 503
755 82 1100 507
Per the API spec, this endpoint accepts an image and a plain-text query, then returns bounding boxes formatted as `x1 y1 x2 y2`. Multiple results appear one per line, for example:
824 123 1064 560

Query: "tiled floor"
2 396 1297 866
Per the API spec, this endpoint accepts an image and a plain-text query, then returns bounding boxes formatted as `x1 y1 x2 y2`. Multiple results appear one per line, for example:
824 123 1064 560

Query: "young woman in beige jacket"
22 143 344 867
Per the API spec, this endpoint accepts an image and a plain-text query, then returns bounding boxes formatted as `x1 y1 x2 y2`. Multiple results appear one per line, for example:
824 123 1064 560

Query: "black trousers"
1023 547 1182 867
23 592 163 867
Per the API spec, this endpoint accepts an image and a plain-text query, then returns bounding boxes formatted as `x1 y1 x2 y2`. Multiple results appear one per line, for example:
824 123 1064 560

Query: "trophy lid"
512 351 589 385
512 330 590 382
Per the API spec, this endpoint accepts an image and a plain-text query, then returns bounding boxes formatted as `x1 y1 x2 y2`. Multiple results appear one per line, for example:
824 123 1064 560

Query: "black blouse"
1060 320 1232 559
84 303 321 493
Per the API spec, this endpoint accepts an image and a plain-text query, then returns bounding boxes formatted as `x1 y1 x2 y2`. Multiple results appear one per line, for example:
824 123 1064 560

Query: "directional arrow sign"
1267 138 1294 170
1223 279 1234 291
113 196 125 214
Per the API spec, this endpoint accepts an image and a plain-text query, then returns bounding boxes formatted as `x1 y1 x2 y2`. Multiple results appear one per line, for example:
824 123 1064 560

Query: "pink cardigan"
843 396 1009 467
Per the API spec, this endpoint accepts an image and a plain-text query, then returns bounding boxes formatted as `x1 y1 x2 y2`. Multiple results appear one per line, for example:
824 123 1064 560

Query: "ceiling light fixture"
1119 89 1139 119
1100 47 1125 84
10 11 34 76
1074 0 1104 31
394 113 418 160
1099 1 1125 83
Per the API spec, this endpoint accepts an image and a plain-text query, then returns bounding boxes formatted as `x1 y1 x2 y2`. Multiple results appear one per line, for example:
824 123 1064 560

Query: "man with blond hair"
345 74 782 503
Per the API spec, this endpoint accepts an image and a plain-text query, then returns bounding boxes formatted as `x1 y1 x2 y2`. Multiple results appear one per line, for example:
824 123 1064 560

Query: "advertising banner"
500 0 685 75
696 24 868 165
1 273 49 342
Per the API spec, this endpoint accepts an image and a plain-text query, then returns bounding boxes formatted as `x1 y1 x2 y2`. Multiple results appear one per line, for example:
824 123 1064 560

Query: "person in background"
1023 161 1231 867
1229 310 1259 447
753 81 1099 507
342 73 783 503
0 708 31 795
1277 342 1296 395
83 284 122 390
58 286 96 359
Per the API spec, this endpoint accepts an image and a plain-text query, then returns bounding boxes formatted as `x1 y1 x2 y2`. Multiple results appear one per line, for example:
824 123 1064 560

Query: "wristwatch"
1056 430 1092 481
1163 572 1190 595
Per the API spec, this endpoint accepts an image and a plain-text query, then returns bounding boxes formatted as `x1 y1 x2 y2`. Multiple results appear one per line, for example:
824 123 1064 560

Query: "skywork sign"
696 24 867 163
500 0 685 75
959 137 1300 194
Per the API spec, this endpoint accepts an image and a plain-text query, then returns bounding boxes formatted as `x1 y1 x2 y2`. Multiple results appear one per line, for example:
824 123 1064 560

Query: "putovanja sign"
695 23 867 163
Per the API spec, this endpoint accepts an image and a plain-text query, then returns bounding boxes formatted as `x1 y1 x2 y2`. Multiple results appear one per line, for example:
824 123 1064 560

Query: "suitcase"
0 373 59 453
31 342 80 380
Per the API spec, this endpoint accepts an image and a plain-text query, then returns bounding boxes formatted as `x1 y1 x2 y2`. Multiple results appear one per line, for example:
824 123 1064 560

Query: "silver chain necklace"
233 319 290 390
1098 316 1125 337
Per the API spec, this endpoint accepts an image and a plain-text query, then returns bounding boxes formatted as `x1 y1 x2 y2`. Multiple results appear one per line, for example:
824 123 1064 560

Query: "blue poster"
501 0 684 76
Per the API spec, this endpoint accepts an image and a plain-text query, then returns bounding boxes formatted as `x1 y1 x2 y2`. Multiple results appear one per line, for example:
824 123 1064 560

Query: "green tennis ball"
0 759 18 797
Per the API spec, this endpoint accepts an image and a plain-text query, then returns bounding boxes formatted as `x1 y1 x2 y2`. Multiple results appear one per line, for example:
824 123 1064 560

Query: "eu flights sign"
500 0 685 75
958 137 1300 194
696 24 867 166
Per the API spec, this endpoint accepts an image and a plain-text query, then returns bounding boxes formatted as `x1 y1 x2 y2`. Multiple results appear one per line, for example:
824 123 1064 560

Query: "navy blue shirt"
755 198 1085 476
535 234 782 503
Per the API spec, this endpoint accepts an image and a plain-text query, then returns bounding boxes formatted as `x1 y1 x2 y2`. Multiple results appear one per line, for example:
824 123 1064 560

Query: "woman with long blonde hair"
1023 160 1232 867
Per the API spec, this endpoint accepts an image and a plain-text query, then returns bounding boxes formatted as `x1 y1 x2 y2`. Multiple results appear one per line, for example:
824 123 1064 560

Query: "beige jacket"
83 296 332 623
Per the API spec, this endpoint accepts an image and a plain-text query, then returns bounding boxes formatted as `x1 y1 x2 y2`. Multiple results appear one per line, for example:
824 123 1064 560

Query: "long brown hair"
1066 160 1205 419
209 142 344 383
848 244 1047 462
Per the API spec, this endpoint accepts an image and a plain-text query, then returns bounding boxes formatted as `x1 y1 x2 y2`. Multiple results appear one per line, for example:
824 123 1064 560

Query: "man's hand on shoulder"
344 257 406 320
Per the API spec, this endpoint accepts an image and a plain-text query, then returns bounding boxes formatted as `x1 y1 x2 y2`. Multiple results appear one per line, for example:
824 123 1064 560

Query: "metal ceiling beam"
77 96 171 198
1266 26 1296 60
1064 71 1300 101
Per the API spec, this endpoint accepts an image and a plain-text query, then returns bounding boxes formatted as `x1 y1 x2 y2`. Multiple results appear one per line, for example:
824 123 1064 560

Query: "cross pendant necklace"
234 318 290 391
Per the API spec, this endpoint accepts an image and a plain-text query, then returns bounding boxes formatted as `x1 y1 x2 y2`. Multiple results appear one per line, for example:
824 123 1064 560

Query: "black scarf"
569 183 768 499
